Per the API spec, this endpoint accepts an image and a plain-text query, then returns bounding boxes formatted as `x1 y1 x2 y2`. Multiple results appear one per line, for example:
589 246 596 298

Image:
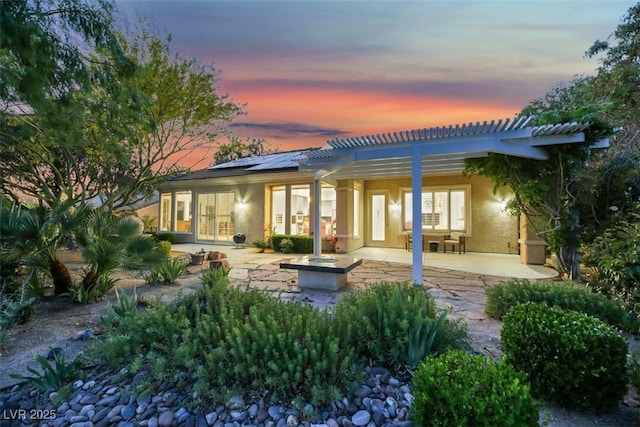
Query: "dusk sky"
116 1 634 168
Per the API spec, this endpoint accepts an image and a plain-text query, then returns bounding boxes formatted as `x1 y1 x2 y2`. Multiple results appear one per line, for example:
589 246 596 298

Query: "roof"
167 149 318 182
295 116 606 179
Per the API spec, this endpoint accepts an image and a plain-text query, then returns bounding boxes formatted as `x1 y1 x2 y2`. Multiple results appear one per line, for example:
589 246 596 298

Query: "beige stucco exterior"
158 171 522 256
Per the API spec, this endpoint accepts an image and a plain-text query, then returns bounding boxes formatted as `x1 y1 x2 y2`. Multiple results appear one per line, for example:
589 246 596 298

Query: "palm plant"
1 198 90 295
73 210 165 302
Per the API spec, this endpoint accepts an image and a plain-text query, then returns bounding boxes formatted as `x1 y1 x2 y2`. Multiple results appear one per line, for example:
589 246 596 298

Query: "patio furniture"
444 232 466 254
428 241 439 252
405 233 413 251
280 255 362 291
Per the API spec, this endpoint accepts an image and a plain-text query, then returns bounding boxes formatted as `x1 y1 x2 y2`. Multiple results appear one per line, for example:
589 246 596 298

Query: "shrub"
252 239 268 252
271 235 313 254
90 272 362 406
411 350 539 427
154 232 176 244
11 351 81 392
154 257 188 284
278 237 294 253
583 205 640 319
158 241 172 257
334 282 467 368
630 349 640 392
502 303 628 411
0 282 34 329
485 278 639 333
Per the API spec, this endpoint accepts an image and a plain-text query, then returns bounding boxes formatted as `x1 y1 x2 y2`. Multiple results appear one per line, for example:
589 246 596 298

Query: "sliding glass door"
196 192 235 242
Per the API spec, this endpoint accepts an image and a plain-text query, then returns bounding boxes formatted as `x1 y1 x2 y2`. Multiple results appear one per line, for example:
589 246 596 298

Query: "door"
367 191 389 247
196 192 235 242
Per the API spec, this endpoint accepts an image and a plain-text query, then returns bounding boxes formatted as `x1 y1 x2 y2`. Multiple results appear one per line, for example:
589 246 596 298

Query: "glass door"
368 191 388 246
196 192 235 241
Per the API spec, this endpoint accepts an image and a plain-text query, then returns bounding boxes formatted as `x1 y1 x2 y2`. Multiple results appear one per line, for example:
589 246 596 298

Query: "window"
403 188 467 232
290 185 310 235
271 186 286 235
320 186 336 238
160 193 171 231
353 187 361 238
175 191 192 232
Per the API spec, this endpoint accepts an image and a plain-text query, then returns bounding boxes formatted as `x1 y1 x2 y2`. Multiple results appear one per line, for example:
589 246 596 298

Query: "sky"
116 1 635 168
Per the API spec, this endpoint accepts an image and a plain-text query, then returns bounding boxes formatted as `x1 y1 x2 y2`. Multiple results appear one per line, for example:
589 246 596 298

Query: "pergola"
296 115 609 286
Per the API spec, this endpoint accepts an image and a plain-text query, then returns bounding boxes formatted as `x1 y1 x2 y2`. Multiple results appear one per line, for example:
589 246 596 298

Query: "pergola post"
313 171 324 257
411 145 423 286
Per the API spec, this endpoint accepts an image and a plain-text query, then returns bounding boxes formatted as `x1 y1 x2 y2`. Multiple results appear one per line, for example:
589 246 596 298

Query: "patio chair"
444 232 466 254
405 233 412 251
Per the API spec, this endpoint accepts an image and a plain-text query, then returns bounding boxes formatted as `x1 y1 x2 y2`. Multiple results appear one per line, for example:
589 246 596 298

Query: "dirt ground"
0 256 639 426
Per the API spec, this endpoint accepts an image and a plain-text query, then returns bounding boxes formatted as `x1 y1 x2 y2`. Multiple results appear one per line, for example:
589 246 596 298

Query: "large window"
175 191 193 232
290 185 310 235
159 191 193 233
320 187 336 238
271 186 286 235
403 188 467 232
270 184 334 237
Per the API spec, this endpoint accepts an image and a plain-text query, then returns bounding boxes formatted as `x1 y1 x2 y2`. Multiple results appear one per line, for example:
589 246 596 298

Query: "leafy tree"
213 137 277 165
1 3 243 209
465 3 640 280
93 29 243 208
0 0 141 207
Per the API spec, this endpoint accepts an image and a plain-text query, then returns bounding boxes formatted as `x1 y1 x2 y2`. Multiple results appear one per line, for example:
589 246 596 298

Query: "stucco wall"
363 175 518 254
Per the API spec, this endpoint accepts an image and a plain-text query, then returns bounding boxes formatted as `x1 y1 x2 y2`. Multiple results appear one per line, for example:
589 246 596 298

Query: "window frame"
401 185 470 234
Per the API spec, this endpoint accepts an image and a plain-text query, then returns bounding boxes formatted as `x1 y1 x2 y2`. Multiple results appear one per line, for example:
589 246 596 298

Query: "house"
157 116 608 284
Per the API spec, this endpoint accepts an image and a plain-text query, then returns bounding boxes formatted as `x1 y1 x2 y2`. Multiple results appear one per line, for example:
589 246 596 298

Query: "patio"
172 243 557 282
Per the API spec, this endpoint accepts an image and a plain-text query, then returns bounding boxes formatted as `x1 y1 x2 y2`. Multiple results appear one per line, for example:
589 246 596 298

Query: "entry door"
368 192 389 247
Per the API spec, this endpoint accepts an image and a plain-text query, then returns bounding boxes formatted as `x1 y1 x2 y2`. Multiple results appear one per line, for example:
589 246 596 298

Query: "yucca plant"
154 256 188 284
10 351 80 392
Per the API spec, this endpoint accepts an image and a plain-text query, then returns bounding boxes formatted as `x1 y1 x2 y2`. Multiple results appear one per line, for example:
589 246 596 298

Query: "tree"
464 3 640 280
1 3 243 209
0 0 141 206
463 108 611 280
213 137 277 165
91 29 243 208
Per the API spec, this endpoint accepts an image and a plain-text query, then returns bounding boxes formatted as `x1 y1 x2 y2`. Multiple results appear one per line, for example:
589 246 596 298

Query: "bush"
411 350 539 427
334 282 467 368
278 237 294 253
252 239 268 252
502 303 628 411
158 241 172 257
90 270 362 406
583 207 640 324
630 349 640 392
153 232 176 244
485 278 639 333
271 235 313 254
153 257 188 284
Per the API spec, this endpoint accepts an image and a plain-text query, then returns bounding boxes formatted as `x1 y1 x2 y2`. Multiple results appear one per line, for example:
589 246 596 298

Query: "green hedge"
271 234 313 253
485 278 639 333
411 350 539 427
152 232 176 244
502 303 628 411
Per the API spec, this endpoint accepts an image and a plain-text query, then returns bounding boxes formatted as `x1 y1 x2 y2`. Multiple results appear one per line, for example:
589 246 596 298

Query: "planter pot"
233 235 246 247
190 253 206 265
